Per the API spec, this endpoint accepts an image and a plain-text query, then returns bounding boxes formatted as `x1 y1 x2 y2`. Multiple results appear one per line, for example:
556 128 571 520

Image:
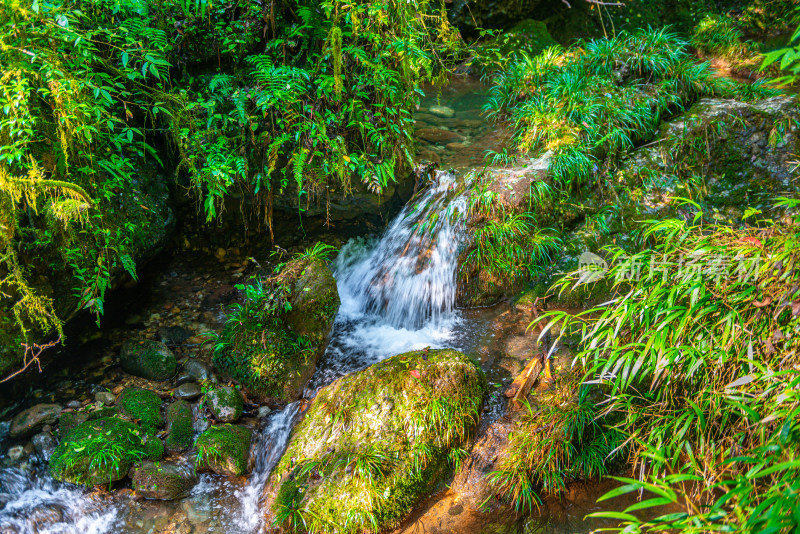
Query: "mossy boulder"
195 424 253 476
119 339 177 380
213 257 340 402
206 386 244 423
117 387 163 434
263 349 486 533
165 400 195 451
49 417 150 486
132 461 198 500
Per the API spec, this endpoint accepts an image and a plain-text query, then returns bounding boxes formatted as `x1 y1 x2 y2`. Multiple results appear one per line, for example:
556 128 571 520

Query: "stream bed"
0 76 632 534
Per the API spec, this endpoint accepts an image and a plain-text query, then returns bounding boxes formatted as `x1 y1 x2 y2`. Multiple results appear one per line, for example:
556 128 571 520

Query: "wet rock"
65 400 82 410
10 404 61 439
263 349 486 531
7 445 24 463
117 388 163 434
119 339 177 380
174 382 202 401
206 387 244 423
0 421 9 443
181 494 212 524
416 127 464 144
32 432 57 461
256 406 272 419
158 325 193 345
49 417 151 486
166 400 195 451
94 391 115 406
213 257 340 402
132 461 197 500
428 105 456 118
195 425 252 476
27 504 64 529
177 360 211 385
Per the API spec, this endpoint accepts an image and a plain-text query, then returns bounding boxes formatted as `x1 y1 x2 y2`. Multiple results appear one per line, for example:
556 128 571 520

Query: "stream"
0 76 627 534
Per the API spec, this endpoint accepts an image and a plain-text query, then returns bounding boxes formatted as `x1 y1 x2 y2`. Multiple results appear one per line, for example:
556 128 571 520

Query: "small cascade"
0 467 119 533
232 402 301 532
309 171 470 389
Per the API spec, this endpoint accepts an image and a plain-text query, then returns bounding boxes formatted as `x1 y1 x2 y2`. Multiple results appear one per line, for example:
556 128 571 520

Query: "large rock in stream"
213 257 340 402
262 349 486 533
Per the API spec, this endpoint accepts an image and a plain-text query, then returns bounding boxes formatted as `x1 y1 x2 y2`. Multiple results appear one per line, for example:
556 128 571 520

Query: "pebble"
174 383 203 401
94 391 116 405
7 446 24 463
428 105 456 118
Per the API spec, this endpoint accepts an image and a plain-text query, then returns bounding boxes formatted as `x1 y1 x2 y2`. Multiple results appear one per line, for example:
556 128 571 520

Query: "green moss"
144 436 165 461
49 417 149 486
132 461 197 500
267 349 486 533
58 406 117 439
206 386 244 423
119 339 177 380
213 257 340 401
117 388 163 435
165 400 195 451
195 424 253 476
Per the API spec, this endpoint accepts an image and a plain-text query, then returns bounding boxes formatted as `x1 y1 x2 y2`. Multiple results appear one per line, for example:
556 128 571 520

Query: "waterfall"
232 402 301 532
308 170 469 390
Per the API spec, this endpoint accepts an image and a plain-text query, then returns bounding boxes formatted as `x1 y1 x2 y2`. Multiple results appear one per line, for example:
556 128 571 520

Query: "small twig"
585 0 625 5
1 337 61 383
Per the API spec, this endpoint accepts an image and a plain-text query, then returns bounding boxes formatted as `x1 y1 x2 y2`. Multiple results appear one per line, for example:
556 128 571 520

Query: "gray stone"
428 105 455 118
158 325 193 345
206 387 244 423
32 433 57 461
119 339 177 380
94 391 115 406
177 360 211 385
65 400 82 410
7 445 24 463
257 406 272 419
132 461 197 500
174 382 202 401
10 404 61 439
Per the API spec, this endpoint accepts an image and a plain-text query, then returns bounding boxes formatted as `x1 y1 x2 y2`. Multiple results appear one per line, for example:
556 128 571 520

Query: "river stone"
94 391 115 406
119 339 177 380
165 400 195 451
10 404 61 439
132 461 197 500
213 258 340 402
117 388 163 434
206 387 244 423
157 325 193 345
177 360 211 385
195 425 252 476
7 445 24 463
174 382 202 401
263 349 486 531
27 504 65 530
32 432 57 461
428 105 455 118
415 127 464 144
49 417 151 486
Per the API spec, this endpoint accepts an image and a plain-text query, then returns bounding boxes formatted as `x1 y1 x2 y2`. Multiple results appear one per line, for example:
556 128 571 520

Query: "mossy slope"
264 349 486 533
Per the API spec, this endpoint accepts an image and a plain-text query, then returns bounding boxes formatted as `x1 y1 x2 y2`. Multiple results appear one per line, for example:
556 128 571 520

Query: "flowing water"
0 77 622 533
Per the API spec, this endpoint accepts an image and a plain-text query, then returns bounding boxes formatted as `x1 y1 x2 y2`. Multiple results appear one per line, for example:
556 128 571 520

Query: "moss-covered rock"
213 257 340 402
49 417 150 486
119 339 177 380
117 387 163 434
195 424 252 476
9 404 61 439
263 349 486 533
206 386 244 423
165 400 194 451
132 461 197 500
144 436 165 461
58 406 117 439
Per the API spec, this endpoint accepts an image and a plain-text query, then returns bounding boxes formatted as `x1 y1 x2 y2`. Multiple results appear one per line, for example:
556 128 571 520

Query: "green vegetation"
212 251 339 400
522 199 800 530
0 0 462 374
165 400 195 451
268 349 486 533
50 417 151 486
